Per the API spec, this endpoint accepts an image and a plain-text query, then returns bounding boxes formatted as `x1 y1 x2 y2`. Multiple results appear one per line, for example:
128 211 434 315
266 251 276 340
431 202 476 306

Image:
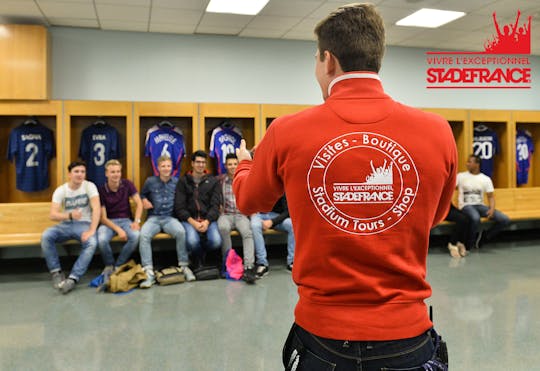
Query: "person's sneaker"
242 266 256 285
51 271 65 289
59 278 76 294
139 268 155 289
447 243 460 258
181 266 196 282
255 265 269 279
286 263 293 273
456 242 469 257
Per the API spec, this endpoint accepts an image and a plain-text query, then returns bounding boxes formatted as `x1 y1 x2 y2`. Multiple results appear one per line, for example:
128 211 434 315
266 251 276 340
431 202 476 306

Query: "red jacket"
233 73 457 340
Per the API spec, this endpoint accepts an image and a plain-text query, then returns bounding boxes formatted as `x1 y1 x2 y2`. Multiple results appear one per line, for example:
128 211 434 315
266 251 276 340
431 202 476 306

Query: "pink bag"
225 249 244 280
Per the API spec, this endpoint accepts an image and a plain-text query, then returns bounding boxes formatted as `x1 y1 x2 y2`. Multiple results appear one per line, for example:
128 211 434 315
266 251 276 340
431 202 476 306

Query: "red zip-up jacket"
233 73 457 340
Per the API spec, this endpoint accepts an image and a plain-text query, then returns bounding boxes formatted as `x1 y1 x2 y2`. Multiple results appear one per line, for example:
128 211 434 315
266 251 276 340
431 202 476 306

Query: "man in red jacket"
233 4 455 370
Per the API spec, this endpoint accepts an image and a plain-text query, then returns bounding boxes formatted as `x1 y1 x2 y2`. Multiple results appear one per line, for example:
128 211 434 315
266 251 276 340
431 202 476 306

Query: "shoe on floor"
287 263 293 273
181 266 196 282
51 271 65 289
140 268 155 289
59 278 76 294
242 266 256 285
456 242 468 257
447 243 461 258
255 265 269 279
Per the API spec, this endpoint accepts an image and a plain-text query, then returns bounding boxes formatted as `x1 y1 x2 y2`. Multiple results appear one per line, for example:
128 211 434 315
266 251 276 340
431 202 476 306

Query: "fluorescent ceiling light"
206 0 270 16
396 8 465 28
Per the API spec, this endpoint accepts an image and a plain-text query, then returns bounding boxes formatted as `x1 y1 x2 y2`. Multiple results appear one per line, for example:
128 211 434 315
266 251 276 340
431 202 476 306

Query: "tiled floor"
0 238 539 370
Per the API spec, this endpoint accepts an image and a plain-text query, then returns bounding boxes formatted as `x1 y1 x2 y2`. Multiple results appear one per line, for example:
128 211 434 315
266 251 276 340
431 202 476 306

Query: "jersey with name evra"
52 180 99 223
7 123 55 192
79 124 121 186
145 125 186 177
473 126 499 178
516 129 534 185
209 126 242 175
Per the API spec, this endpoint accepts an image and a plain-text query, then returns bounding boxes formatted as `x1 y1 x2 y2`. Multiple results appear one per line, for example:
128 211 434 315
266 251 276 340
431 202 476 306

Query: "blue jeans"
461 204 510 247
251 212 295 266
181 221 222 259
41 221 98 281
97 218 140 267
283 323 437 371
139 216 187 269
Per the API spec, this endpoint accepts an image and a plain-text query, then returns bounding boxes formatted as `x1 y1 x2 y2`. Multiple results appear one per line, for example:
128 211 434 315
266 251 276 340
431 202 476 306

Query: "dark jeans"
283 323 440 371
445 204 470 247
461 204 510 248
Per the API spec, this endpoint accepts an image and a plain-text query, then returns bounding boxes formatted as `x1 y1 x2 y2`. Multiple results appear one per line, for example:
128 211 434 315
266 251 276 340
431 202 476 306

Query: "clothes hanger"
23 117 38 125
220 118 234 129
475 124 488 131
93 117 107 126
158 119 173 128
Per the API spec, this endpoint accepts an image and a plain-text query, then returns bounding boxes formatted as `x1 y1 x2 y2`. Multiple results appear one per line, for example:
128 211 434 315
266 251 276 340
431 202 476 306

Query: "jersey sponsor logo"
307 132 419 235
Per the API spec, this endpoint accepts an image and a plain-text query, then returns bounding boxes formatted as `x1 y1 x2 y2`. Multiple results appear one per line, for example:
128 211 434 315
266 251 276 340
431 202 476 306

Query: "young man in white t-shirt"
41 160 101 294
457 155 510 248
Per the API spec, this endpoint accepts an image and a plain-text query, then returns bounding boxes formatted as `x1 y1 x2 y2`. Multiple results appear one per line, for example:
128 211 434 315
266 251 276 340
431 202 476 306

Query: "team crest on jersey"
307 132 419 235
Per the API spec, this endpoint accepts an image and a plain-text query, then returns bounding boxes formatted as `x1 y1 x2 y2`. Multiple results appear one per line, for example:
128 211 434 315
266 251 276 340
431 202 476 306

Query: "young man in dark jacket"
174 150 222 266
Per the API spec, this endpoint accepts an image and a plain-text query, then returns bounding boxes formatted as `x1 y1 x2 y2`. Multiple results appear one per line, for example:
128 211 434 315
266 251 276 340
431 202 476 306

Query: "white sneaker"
181 266 196 282
447 243 460 258
139 268 155 289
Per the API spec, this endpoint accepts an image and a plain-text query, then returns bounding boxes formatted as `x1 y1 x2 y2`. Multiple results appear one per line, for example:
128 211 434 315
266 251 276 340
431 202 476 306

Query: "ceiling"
1 0 539 55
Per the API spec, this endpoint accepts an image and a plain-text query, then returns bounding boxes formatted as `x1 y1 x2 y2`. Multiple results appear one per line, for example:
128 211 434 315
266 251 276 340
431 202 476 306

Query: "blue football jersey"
473 125 499 178
516 129 534 185
78 123 121 186
209 125 242 175
7 122 55 192
145 124 186 177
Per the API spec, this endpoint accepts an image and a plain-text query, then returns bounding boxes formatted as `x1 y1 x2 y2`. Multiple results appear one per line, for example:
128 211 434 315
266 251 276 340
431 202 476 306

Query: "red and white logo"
426 10 533 89
307 132 419 235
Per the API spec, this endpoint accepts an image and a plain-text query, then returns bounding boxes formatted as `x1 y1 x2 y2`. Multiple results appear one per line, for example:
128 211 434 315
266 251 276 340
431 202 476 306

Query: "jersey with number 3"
516 129 534 185
7 123 55 192
209 126 243 174
473 126 499 178
145 125 186 177
79 124 121 186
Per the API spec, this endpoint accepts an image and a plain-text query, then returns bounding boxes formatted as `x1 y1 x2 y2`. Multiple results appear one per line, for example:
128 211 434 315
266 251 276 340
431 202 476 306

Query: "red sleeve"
233 125 285 215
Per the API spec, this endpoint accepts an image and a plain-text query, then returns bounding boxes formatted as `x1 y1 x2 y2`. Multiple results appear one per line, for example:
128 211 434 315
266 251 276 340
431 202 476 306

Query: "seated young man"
41 160 100 294
457 154 510 248
97 159 143 283
217 153 256 283
251 195 295 278
174 150 222 267
139 155 194 288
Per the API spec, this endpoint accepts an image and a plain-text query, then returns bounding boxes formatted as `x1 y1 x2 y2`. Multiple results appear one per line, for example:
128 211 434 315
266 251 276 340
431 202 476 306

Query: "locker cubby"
513 111 540 188
199 103 258 175
134 102 197 190
64 101 132 187
261 104 313 138
470 110 513 189
0 101 62 203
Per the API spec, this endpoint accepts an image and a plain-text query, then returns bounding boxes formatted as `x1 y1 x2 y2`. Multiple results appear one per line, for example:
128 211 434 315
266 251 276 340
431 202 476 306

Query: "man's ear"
323 50 336 75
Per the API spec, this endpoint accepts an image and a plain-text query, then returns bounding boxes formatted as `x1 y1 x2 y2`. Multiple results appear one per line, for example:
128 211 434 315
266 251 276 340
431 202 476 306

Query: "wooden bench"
0 202 278 248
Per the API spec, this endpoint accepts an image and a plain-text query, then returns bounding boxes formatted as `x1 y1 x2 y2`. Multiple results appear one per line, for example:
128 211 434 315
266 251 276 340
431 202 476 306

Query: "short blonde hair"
104 159 122 169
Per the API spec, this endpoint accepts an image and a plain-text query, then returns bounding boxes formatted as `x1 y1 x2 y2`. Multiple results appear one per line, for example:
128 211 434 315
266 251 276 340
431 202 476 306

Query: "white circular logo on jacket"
307 132 419 235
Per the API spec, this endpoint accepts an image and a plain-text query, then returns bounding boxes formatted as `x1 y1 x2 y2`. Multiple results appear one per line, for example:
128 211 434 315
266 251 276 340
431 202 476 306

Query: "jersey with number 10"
473 126 499 178
145 125 186 177
7 123 55 192
79 124 121 186
516 129 534 185
209 126 243 174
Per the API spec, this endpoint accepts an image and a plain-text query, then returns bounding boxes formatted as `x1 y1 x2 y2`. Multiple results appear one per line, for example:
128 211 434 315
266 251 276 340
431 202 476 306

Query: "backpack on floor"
224 248 243 280
193 265 220 280
155 266 185 285
107 259 147 293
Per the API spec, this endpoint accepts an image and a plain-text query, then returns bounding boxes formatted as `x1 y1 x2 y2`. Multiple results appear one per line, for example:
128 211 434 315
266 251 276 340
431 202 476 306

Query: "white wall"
51 27 539 110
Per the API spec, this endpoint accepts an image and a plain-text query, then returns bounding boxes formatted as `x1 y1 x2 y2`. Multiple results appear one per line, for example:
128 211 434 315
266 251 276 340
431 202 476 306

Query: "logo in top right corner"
426 9 533 89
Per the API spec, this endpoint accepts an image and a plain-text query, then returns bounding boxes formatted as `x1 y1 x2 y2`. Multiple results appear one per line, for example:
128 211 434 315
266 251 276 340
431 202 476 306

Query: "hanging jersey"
516 130 534 185
145 125 186 177
209 126 242 174
79 124 121 186
473 125 499 178
7 123 55 192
